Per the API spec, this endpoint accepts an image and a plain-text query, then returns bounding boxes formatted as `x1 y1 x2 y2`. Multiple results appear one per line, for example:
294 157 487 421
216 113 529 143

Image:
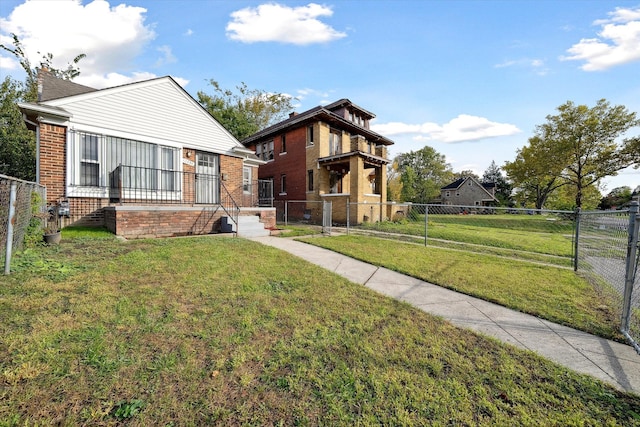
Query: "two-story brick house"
18 71 274 238
241 99 394 224
440 176 498 207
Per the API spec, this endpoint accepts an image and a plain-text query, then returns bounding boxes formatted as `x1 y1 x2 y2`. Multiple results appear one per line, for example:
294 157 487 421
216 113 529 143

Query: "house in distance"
241 99 394 224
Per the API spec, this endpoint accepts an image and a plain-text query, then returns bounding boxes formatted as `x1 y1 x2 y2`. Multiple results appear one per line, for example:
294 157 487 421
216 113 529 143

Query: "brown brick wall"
104 206 276 238
39 123 66 204
252 126 308 201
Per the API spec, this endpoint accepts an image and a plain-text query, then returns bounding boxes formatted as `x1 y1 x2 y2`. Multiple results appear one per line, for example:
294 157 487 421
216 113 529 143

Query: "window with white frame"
80 133 99 186
280 174 287 194
71 131 179 191
243 166 251 193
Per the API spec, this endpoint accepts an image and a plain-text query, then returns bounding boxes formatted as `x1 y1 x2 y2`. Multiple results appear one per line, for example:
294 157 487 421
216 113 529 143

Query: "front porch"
58 165 275 238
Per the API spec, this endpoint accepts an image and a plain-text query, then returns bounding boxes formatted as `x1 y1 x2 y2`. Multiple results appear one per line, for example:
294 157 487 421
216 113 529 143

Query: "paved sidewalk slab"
251 236 640 394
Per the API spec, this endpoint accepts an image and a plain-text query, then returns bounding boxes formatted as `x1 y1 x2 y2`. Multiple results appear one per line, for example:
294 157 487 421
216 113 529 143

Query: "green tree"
396 146 453 203
452 170 479 181
0 34 85 180
0 77 36 180
514 100 640 209
504 136 568 209
598 186 633 210
482 160 513 206
197 79 295 141
386 159 403 202
545 181 601 211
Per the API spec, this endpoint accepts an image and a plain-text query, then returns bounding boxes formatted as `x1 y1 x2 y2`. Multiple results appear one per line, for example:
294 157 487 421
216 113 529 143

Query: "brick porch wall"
104 206 276 238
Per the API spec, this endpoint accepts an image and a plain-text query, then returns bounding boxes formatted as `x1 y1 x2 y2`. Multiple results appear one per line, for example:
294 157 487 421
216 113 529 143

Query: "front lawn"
1 232 638 425
298 235 621 341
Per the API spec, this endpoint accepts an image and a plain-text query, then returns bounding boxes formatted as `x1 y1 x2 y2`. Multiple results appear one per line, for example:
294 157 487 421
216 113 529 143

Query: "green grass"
298 235 621 341
359 214 575 258
1 232 639 425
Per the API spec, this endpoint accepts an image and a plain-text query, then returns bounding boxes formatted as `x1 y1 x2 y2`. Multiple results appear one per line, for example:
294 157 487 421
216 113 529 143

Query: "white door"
196 152 219 204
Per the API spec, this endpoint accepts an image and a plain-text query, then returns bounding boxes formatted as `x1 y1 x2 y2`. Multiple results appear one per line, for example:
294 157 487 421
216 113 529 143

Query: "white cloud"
494 58 548 75
226 3 347 45
154 45 176 67
184 29 194 37
0 0 165 88
562 6 640 71
371 115 521 144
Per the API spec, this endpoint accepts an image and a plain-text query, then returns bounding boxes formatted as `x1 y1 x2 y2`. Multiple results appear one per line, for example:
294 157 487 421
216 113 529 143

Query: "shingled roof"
241 99 394 147
38 69 96 101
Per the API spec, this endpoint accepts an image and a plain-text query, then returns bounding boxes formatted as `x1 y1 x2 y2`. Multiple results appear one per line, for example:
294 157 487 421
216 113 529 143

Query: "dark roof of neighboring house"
38 69 97 101
442 176 496 190
241 99 394 147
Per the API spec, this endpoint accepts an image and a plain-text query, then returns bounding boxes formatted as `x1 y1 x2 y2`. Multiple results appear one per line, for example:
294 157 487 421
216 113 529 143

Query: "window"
256 140 274 161
161 147 176 191
243 167 251 193
72 131 179 191
80 133 99 186
329 130 341 156
281 134 286 153
307 170 314 191
445 191 450 197
280 174 287 194
307 125 314 146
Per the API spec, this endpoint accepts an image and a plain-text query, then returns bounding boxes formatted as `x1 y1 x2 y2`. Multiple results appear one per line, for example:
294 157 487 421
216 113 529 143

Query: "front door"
196 152 219 204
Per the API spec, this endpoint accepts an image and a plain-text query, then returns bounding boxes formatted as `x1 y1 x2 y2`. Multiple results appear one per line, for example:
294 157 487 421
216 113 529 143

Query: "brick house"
19 71 274 238
241 99 394 224
440 176 498 207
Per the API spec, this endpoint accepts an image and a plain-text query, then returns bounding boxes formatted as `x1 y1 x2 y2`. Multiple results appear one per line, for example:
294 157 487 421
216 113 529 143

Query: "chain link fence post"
4 182 17 275
621 201 639 352
424 204 429 247
573 207 581 272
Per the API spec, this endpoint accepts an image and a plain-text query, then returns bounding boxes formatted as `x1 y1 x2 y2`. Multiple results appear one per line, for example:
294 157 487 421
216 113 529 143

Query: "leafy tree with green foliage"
504 136 568 209
0 77 36 180
0 33 85 180
545 181 601 211
396 145 453 203
386 158 403 201
506 99 640 209
482 160 513 206
452 170 479 181
197 79 295 141
598 186 633 210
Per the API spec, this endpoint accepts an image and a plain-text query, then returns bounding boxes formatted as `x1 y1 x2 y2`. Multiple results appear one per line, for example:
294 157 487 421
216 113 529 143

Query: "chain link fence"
1 174 46 274
275 200 326 226
577 206 640 352
346 203 576 268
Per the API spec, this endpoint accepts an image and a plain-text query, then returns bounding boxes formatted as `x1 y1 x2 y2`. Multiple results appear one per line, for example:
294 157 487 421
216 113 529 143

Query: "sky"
1 0 640 195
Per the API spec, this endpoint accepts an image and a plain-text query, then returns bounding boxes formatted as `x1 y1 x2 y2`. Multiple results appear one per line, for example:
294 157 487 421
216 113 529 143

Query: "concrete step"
230 215 270 238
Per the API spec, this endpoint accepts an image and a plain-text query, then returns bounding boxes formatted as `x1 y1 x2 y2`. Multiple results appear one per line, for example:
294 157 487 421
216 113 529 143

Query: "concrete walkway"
250 235 640 394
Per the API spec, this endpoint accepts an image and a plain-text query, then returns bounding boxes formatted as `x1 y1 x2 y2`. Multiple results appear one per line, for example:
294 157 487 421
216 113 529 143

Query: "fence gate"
322 201 332 235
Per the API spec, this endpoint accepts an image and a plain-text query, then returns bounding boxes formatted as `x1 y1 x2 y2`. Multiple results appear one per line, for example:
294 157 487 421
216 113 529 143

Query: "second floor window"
329 130 341 156
307 125 314 146
281 134 286 153
256 140 274 161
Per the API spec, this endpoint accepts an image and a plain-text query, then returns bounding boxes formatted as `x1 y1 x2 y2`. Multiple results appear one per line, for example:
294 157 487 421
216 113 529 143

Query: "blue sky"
1 0 640 194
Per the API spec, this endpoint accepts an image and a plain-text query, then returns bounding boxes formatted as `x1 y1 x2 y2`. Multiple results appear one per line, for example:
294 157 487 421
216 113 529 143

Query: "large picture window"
71 131 179 192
